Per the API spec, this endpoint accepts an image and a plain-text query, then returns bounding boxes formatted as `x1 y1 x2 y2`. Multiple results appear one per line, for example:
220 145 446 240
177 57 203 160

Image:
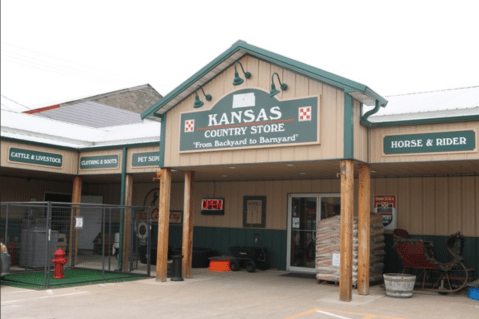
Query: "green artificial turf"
1 269 146 290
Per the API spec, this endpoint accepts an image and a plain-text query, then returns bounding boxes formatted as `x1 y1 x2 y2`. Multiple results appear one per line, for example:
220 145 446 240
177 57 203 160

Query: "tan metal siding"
353 100 368 162
190 179 341 230
1 141 78 174
164 55 344 168
371 176 478 237
84 183 121 205
0 175 74 217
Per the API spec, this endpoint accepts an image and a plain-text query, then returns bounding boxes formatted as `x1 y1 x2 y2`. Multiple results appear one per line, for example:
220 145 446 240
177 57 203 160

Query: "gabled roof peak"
141 41 387 119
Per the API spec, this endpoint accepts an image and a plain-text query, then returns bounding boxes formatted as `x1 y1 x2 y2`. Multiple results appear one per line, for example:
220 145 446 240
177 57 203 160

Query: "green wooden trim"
141 40 387 119
1 137 77 151
0 137 158 152
361 114 479 127
343 93 354 159
159 114 166 168
80 142 159 151
116 147 127 271
166 225 288 270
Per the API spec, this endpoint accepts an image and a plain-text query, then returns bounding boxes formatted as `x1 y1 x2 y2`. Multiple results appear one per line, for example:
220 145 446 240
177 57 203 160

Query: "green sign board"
384 130 476 154
179 89 318 152
132 152 160 167
80 155 119 169
9 148 63 167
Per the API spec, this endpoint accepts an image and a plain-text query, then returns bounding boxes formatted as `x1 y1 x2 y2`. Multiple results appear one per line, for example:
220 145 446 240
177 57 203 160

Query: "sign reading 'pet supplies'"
179 89 319 152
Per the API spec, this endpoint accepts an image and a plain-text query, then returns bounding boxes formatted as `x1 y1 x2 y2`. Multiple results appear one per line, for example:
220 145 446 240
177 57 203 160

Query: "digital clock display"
201 198 225 215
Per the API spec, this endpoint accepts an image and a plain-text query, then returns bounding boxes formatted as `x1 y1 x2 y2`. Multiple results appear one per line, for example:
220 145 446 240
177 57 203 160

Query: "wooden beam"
69 176 82 267
122 174 134 271
182 171 195 278
339 160 354 301
358 164 371 295
156 168 171 282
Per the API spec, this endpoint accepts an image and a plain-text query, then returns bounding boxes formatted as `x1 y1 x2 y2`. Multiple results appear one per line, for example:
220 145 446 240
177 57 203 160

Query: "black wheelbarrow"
229 246 268 272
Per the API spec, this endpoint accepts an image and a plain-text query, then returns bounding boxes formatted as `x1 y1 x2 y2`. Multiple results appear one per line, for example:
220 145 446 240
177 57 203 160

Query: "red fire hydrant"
52 247 68 279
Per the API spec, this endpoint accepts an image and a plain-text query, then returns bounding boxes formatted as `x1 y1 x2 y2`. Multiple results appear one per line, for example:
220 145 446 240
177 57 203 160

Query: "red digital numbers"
202 199 223 210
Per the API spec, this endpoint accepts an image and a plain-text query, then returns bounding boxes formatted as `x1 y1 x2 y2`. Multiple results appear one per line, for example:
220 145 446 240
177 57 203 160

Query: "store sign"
75 217 84 229
179 89 318 152
80 155 119 169
9 147 62 167
132 152 160 167
201 198 225 215
374 195 397 231
384 130 476 154
332 253 340 267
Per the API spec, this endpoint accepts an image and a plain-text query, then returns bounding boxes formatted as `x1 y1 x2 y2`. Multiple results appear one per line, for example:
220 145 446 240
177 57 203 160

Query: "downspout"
116 147 127 271
360 99 380 126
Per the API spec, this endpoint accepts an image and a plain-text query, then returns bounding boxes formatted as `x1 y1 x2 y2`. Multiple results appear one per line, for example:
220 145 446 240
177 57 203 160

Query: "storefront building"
2 41 478 301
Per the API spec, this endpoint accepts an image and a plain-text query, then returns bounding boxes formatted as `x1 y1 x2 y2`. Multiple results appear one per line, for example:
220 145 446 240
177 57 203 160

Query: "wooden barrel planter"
383 273 416 298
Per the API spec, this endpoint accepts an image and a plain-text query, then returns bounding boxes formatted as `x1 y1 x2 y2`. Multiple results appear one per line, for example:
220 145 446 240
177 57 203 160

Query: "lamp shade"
270 83 280 98
193 94 204 108
233 71 244 86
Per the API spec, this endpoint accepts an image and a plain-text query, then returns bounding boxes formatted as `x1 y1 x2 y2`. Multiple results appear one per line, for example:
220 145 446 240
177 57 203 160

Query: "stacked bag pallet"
316 213 385 286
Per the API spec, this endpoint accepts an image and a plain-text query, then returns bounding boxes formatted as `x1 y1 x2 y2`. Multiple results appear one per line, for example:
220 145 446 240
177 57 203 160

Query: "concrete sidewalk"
1 269 477 319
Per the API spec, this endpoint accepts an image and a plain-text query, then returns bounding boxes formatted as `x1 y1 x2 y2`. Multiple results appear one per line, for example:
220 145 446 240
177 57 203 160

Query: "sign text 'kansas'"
179 89 319 152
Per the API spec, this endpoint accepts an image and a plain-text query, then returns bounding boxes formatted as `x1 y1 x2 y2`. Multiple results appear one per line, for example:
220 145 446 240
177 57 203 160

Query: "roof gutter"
362 114 479 128
360 100 381 126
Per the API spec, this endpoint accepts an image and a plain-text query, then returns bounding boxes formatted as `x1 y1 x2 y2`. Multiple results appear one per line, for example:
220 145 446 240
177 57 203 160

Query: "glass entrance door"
288 194 319 272
287 194 341 272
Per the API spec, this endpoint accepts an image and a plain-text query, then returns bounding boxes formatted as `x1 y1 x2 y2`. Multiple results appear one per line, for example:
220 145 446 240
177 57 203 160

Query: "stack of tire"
315 213 385 286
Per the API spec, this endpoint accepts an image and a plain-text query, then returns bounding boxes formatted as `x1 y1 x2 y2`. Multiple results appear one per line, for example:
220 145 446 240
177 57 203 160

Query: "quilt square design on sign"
185 120 195 132
299 106 311 121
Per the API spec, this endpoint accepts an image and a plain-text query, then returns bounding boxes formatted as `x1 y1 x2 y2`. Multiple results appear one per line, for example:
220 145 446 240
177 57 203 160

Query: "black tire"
257 261 268 270
230 260 240 271
246 261 256 273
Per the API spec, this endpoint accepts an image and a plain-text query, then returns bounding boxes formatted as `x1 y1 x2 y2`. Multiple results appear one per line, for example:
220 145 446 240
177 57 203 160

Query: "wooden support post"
358 164 371 295
122 174 134 271
156 168 171 282
339 160 354 301
69 176 82 267
182 171 195 278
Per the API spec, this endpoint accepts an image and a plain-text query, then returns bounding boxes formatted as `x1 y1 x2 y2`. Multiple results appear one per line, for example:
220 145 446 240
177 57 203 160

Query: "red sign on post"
373 195 397 230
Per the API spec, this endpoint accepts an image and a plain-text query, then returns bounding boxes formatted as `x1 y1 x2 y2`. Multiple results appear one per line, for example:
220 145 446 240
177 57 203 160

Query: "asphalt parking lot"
1 269 478 319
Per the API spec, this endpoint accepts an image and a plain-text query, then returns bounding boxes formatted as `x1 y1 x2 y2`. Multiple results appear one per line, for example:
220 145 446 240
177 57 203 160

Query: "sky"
1 0 478 112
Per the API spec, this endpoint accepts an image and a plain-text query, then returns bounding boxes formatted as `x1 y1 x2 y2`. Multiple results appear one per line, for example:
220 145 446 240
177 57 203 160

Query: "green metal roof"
141 40 387 119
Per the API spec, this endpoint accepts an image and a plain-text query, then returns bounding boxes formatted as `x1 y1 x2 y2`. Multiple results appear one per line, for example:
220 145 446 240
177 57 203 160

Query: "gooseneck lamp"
269 72 287 98
193 85 212 108
232 61 251 86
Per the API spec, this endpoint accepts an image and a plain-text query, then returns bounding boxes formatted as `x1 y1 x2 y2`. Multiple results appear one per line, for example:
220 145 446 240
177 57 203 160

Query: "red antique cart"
393 229 476 294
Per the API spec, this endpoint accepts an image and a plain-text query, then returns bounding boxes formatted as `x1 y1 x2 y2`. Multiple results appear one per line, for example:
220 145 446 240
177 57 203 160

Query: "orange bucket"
208 259 231 272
